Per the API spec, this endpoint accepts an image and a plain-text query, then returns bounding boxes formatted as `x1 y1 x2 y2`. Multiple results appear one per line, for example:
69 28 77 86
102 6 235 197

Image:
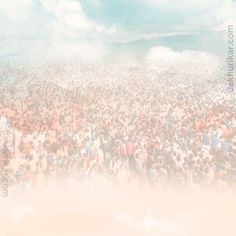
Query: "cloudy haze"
0 0 235 64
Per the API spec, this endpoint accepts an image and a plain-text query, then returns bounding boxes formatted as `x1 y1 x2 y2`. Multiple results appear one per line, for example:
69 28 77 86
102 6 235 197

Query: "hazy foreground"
0 181 236 236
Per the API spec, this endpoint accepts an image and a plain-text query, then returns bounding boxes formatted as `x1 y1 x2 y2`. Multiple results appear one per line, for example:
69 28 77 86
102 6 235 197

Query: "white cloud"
0 0 234 63
213 0 236 30
115 32 193 44
41 0 98 32
0 0 31 11
145 46 220 75
0 0 33 37
146 46 219 64
41 0 118 39
0 0 117 63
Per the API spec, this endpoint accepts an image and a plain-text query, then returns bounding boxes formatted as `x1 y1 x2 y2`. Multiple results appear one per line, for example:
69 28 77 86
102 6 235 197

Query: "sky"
0 0 235 64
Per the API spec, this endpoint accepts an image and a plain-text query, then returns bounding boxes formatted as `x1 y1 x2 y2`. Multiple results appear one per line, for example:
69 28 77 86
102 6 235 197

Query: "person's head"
177 155 181 162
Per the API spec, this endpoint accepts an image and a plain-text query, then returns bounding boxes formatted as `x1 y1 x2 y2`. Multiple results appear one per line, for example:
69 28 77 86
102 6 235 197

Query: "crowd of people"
0 61 236 191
